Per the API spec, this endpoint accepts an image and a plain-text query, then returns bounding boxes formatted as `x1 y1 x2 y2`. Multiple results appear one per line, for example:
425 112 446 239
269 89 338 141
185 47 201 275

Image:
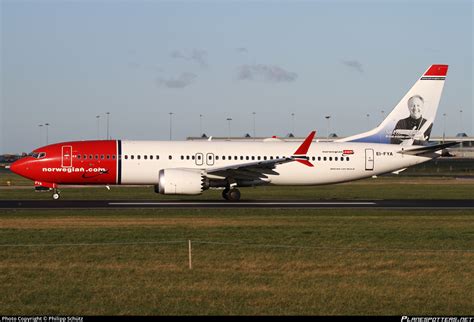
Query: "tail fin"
337 64 448 145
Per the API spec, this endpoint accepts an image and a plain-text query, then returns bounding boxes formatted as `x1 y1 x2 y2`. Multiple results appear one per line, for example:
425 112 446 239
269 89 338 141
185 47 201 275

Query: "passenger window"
125 155 128 160
181 155 184 160
222 156 226 160
335 157 338 161
318 157 321 161
197 155 201 160
186 156 190 160
101 155 104 159
137 155 141 160
258 156 261 160
150 155 153 160
144 155 148 160
156 155 160 160
329 157 332 161
323 157 327 161
89 155 93 159
264 156 267 160
192 155 195 160
131 155 134 160
215 156 219 160
346 157 350 161
112 155 116 160
270 156 274 160
169 155 172 160
240 156 243 160
106 155 110 160
77 155 81 159
312 156 315 161
251 156 255 160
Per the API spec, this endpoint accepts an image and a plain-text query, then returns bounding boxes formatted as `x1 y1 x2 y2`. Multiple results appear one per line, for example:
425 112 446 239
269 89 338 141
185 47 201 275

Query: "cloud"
157 72 197 89
171 49 208 68
341 60 364 73
237 64 297 83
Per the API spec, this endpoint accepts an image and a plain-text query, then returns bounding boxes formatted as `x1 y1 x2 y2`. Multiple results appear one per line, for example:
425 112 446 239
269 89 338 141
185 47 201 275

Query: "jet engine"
155 169 209 195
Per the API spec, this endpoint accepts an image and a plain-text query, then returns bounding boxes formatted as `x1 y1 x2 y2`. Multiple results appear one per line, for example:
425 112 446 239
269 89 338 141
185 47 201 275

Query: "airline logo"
343 150 354 156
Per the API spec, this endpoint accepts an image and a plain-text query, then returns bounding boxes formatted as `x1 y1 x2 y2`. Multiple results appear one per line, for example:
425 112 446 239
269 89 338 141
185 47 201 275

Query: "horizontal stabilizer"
398 141 459 155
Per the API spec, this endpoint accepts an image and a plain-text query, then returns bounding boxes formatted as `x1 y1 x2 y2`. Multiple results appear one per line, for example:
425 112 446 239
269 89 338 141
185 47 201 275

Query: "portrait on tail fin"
390 95 433 145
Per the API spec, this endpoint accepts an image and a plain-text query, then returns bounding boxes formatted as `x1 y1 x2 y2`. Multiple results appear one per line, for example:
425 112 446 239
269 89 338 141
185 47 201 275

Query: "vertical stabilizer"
337 65 448 145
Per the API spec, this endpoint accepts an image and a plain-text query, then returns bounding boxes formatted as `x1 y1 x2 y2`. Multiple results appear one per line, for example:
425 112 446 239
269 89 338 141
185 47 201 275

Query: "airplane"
10 64 457 201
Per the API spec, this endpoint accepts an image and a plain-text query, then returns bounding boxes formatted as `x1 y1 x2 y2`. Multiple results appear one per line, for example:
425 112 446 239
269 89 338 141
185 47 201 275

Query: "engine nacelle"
155 169 208 195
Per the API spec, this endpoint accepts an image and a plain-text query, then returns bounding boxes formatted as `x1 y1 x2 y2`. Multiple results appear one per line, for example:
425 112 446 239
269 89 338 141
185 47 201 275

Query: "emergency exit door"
62 146 72 168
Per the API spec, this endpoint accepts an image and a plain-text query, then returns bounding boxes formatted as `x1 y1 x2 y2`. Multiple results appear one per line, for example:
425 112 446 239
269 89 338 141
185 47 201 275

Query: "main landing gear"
222 187 241 201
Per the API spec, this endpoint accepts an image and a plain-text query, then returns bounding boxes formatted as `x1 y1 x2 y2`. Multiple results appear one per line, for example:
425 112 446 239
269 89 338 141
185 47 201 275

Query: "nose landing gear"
52 189 61 200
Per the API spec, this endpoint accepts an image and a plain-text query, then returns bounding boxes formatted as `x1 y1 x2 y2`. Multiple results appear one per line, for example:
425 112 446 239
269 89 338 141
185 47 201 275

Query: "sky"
1 0 472 153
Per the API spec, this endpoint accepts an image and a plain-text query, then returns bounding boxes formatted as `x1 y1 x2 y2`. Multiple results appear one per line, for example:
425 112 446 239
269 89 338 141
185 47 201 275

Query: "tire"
227 188 241 201
52 193 60 200
222 188 230 200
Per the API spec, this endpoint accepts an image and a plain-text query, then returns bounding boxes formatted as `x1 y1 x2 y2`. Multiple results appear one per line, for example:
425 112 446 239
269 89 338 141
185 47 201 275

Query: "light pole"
325 115 331 139
96 115 100 139
459 109 463 133
226 118 232 140
45 123 50 145
291 113 295 135
199 114 203 136
106 112 110 140
442 113 447 142
252 112 256 138
381 110 385 123
38 124 43 145
169 112 174 140
366 113 370 129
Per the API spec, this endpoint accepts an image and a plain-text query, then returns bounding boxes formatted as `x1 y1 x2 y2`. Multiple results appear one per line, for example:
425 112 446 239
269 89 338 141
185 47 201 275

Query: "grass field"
1 172 473 315
1 208 473 315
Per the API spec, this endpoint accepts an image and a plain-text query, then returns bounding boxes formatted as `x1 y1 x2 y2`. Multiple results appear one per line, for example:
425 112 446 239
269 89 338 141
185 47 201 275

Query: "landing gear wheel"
227 188 241 201
222 188 230 201
52 190 61 200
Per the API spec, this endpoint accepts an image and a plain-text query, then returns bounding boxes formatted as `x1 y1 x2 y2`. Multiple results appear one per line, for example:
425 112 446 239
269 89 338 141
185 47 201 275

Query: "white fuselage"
120 140 433 185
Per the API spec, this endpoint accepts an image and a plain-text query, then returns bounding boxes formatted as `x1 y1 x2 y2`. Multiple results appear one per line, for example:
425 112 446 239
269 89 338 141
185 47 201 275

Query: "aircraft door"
195 153 203 166
365 148 374 171
62 146 73 168
206 153 215 166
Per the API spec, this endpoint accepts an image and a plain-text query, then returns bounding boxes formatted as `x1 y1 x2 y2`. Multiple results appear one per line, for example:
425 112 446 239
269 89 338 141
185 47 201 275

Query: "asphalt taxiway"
0 199 473 209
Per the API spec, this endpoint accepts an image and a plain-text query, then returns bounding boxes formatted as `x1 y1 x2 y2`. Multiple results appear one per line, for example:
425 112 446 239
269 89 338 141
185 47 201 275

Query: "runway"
0 199 473 209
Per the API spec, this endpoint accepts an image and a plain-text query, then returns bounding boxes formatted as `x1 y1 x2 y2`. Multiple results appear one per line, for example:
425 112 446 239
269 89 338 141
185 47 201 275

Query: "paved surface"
0 199 473 209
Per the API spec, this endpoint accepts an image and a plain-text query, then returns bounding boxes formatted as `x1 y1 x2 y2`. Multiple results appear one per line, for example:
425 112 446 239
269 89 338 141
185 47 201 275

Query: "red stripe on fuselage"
15 140 118 185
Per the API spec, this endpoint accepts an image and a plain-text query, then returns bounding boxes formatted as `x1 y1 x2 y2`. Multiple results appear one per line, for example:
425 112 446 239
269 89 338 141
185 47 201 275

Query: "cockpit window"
27 152 46 159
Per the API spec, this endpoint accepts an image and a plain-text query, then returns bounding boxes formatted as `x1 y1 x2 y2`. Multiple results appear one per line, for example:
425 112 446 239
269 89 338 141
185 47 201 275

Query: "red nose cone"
10 159 26 177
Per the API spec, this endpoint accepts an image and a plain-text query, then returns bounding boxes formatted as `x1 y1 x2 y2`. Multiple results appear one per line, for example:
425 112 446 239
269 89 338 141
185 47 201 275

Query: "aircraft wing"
207 131 316 180
207 157 294 179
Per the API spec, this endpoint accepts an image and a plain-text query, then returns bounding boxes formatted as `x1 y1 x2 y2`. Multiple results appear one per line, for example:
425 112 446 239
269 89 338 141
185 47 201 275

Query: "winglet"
294 131 316 155
293 131 316 167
